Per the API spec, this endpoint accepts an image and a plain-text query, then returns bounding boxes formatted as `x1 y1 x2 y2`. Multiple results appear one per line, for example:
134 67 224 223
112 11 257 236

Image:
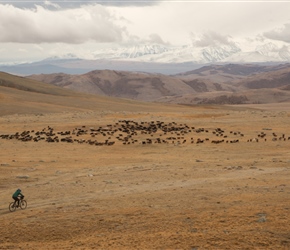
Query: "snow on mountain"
91 43 242 64
224 42 290 63
199 44 241 63
255 42 283 60
3 41 290 76
92 44 170 60
90 41 290 64
279 47 290 61
223 51 274 63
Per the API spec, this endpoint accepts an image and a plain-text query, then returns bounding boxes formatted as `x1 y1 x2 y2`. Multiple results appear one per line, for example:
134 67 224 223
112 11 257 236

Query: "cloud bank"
264 23 290 44
191 31 234 48
0 4 125 43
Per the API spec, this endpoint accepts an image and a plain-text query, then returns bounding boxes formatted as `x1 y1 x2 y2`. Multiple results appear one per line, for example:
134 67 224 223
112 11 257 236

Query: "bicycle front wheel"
9 202 16 212
20 200 27 210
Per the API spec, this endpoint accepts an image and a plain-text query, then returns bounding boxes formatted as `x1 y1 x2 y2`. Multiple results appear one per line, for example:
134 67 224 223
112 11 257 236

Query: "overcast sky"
1 0 290 63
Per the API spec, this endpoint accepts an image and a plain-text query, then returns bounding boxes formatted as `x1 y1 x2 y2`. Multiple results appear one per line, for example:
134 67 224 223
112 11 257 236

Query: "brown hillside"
0 71 74 96
238 67 290 89
28 70 196 101
0 72 180 116
26 64 290 105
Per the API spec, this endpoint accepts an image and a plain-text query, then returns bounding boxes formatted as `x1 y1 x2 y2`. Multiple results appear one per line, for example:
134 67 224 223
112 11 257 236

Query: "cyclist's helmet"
17 188 21 192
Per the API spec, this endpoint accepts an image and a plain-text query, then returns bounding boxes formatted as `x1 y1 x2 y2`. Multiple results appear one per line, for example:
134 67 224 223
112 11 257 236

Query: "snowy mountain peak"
92 44 170 60
46 41 290 64
125 44 170 58
200 44 241 62
256 42 278 55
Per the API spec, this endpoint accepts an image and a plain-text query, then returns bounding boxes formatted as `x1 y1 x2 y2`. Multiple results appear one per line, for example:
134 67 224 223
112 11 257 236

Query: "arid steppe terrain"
0 73 290 249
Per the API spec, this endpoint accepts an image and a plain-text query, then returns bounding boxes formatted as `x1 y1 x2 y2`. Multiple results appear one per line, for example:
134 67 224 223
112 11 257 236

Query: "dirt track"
0 106 290 249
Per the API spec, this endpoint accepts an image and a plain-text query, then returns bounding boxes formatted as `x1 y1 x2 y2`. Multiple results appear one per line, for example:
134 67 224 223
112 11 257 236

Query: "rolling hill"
27 70 196 101
26 63 290 105
0 71 178 116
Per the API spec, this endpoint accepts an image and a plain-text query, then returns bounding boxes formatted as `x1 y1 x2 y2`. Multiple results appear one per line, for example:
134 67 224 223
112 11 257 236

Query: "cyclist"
12 189 24 207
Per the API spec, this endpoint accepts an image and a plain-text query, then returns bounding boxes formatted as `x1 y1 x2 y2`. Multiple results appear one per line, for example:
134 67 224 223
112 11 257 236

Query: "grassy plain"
0 102 290 249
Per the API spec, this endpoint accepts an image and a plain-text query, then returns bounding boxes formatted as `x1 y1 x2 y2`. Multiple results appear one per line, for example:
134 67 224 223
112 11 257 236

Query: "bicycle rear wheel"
9 202 16 212
20 200 27 210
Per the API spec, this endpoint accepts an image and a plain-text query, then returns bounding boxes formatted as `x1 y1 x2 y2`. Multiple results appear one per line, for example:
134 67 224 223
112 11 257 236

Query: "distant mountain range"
27 63 290 105
90 42 290 64
0 57 202 76
1 41 290 76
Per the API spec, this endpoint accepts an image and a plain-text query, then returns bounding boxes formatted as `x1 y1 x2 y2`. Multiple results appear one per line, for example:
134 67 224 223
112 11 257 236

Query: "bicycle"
9 197 27 212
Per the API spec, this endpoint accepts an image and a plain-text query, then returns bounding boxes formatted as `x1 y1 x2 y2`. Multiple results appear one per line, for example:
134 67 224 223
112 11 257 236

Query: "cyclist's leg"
12 197 18 207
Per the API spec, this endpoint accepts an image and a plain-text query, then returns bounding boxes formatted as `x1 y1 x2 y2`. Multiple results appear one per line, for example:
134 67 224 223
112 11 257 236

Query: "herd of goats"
0 120 289 147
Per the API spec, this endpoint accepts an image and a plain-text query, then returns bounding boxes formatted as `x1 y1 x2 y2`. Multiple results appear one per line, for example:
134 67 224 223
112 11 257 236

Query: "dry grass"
0 99 290 249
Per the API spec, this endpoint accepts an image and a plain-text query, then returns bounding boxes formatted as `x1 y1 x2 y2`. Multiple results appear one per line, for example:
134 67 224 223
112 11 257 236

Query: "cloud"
191 31 234 47
0 4 126 43
0 0 160 9
264 23 290 43
146 33 169 45
44 0 60 9
117 32 170 47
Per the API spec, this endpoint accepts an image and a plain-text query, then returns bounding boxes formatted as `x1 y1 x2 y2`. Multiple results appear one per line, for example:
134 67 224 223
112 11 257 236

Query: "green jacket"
12 189 23 198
